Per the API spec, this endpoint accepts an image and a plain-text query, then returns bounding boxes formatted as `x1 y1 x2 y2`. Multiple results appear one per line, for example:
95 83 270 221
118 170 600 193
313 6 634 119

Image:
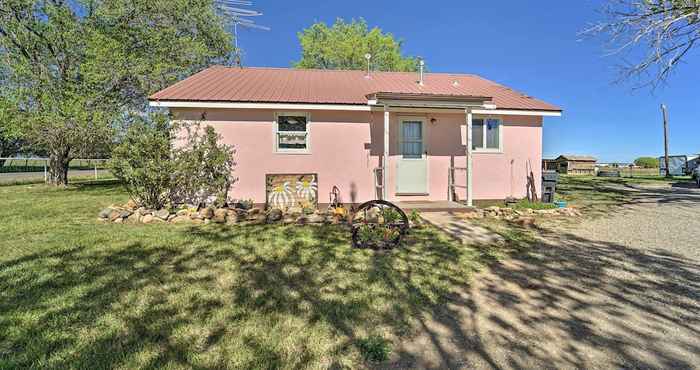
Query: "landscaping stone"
119 210 133 219
108 209 122 222
113 217 123 224
308 214 325 224
248 208 262 216
282 215 296 224
190 212 203 220
213 208 228 223
226 210 239 224
514 216 537 227
126 213 141 224
98 208 112 219
296 215 308 225
176 209 189 217
141 215 155 224
201 207 214 219
267 208 283 222
154 209 170 220
249 214 266 225
124 199 138 211
171 216 190 224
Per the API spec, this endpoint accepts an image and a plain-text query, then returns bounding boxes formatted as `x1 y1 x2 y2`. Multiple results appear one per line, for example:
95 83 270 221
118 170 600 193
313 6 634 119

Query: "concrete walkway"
420 211 505 245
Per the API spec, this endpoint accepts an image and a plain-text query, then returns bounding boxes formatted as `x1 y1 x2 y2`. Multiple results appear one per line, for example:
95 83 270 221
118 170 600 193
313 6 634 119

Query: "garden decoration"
351 200 409 250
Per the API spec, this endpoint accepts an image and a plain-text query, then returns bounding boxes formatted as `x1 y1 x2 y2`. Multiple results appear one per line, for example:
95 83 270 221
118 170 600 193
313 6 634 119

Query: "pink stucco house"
149 66 561 208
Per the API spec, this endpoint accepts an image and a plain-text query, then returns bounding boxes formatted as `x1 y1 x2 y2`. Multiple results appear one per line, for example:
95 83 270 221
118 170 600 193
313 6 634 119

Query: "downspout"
465 108 473 206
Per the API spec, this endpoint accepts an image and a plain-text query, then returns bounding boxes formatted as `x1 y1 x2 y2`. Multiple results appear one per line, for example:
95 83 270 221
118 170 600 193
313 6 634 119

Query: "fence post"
44 160 48 183
94 162 98 180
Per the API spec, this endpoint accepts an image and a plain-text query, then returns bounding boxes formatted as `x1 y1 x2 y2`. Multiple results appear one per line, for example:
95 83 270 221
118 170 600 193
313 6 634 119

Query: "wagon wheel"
351 200 409 250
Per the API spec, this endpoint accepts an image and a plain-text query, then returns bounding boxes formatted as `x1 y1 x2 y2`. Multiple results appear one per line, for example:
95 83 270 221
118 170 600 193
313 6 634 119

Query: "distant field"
0 158 108 173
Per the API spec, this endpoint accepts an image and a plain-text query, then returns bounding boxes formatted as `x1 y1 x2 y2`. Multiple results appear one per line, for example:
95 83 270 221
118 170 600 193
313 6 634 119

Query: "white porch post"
465 108 473 206
383 105 390 200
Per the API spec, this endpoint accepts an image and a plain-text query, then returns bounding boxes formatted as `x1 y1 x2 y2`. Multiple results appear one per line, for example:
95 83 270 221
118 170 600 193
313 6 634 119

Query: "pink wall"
171 108 542 204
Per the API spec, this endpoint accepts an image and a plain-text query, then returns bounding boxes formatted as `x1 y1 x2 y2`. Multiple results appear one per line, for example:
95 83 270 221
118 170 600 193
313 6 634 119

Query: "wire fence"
0 157 110 182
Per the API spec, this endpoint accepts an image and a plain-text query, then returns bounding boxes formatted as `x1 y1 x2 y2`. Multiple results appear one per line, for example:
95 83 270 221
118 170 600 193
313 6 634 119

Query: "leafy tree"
634 156 660 168
0 0 232 185
295 18 418 71
0 96 24 167
585 1 700 87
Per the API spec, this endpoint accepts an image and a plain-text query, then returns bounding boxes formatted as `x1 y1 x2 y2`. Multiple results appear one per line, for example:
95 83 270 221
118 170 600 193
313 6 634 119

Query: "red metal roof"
149 66 561 111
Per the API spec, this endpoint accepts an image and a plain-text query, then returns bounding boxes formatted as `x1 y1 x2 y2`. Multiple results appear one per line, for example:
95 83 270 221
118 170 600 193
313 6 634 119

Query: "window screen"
401 121 423 159
277 115 308 150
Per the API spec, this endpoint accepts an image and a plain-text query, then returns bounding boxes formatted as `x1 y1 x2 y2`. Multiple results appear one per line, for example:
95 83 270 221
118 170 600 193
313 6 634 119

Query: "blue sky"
236 0 699 162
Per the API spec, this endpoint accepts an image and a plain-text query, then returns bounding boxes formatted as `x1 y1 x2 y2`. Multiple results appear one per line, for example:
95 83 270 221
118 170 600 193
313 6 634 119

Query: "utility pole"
661 104 670 177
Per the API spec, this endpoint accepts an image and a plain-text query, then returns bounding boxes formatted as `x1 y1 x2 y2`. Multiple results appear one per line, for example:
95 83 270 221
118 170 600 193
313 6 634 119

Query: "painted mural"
266 174 318 209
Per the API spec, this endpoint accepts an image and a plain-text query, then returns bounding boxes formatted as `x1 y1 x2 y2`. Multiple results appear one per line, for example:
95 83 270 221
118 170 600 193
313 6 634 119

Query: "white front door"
396 118 428 194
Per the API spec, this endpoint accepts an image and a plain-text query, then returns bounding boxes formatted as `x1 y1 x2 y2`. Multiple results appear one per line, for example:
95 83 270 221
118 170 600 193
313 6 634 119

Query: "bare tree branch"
582 0 700 89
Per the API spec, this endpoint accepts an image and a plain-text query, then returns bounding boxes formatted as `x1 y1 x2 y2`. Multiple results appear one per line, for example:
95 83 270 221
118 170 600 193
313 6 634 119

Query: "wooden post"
661 104 670 177
465 108 473 207
383 105 390 200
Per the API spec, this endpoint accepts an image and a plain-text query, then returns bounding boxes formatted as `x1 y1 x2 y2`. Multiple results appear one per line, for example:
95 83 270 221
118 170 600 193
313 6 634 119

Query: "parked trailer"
659 155 690 176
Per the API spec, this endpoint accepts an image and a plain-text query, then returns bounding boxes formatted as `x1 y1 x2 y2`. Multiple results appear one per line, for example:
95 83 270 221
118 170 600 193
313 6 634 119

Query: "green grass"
509 199 556 210
0 182 510 369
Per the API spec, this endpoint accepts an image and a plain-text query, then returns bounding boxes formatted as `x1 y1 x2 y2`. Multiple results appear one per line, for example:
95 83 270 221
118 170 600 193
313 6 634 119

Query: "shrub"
110 116 235 209
109 117 174 210
170 123 236 208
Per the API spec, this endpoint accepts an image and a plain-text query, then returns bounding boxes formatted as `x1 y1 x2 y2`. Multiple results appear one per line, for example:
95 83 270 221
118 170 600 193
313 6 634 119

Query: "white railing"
448 166 467 202
373 167 384 200
0 157 109 182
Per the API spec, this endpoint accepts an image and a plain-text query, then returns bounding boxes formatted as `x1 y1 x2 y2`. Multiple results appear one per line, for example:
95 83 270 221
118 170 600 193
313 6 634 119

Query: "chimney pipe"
418 58 425 85
364 53 372 78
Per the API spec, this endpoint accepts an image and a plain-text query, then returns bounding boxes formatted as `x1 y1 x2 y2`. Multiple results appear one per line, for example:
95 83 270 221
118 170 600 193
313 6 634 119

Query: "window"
471 118 501 151
401 121 423 159
275 114 310 152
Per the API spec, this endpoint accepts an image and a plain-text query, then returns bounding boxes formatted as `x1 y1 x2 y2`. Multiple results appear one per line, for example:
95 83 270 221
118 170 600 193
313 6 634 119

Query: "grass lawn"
0 181 519 369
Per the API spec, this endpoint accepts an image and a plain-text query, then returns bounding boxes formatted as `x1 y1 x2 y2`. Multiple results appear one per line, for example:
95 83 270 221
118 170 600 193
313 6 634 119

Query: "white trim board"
150 100 372 111
149 100 561 116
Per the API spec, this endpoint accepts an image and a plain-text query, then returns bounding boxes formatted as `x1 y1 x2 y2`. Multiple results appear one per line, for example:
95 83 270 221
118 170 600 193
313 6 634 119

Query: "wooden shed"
548 155 597 175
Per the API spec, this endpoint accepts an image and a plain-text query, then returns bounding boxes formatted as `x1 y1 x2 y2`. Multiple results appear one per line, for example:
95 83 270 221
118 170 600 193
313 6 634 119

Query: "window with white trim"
472 118 501 151
275 113 310 152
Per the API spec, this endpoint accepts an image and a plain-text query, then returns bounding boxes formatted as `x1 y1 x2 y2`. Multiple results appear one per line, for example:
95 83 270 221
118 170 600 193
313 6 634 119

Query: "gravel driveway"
383 182 700 369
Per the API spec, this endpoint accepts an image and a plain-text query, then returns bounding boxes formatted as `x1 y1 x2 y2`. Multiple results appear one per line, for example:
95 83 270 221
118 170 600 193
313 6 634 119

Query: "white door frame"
396 116 429 195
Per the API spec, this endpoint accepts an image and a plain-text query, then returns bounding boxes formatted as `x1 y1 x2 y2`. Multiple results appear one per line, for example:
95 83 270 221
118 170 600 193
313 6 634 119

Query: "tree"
634 156 660 168
0 96 24 167
0 0 232 185
585 1 700 87
294 18 418 71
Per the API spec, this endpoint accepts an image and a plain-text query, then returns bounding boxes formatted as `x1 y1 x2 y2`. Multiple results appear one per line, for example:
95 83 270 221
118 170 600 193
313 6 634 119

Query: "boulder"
108 209 122 222
213 208 228 223
266 208 283 223
141 215 155 224
226 210 240 224
113 217 123 224
176 209 190 217
124 199 138 211
119 210 133 219
287 206 302 216
201 207 214 219
126 213 141 224
154 209 170 220
248 208 262 216
171 216 191 224
514 216 536 227
190 212 203 220
282 215 296 224
98 208 112 219
249 214 267 225
296 215 308 225
307 214 326 224
191 218 204 225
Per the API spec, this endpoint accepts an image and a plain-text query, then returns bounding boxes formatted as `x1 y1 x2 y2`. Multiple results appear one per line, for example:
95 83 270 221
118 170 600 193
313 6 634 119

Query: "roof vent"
418 58 425 86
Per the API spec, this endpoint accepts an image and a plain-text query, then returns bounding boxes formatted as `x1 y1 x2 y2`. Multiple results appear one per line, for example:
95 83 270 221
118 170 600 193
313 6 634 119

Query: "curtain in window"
402 121 422 158
486 118 499 149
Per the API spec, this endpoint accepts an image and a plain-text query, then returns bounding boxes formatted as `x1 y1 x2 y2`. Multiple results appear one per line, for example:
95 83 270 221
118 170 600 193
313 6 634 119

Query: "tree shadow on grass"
0 223 479 368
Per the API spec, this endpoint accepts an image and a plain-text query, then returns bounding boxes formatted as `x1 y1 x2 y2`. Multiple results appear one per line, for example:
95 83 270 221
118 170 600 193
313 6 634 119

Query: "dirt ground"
382 182 700 369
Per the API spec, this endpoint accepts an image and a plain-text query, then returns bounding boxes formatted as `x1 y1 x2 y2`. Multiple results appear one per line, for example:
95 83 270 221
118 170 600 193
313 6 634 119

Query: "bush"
109 117 174 210
170 123 236 207
110 115 235 209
